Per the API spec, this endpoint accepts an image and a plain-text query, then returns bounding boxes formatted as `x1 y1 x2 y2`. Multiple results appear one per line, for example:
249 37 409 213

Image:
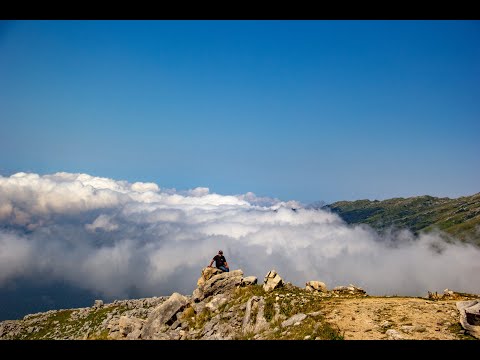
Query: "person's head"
218 250 223 255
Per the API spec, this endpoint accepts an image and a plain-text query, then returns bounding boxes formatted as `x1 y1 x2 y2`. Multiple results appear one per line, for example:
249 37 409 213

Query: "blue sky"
0 20 479 204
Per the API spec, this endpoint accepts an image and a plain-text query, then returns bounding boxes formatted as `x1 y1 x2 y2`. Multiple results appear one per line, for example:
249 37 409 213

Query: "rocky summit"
1 268 479 340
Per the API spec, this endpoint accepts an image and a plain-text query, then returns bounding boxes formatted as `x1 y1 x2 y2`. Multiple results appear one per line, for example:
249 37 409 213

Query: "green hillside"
325 193 480 245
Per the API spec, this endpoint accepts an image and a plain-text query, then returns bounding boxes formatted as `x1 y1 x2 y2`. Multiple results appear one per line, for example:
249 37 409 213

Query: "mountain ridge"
323 192 480 245
1 267 479 340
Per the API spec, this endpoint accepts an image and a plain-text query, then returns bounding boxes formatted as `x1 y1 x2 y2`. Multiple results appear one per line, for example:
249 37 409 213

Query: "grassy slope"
325 192 480 245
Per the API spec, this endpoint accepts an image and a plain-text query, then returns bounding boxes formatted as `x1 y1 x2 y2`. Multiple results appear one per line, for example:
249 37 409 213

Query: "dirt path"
321 297 466 340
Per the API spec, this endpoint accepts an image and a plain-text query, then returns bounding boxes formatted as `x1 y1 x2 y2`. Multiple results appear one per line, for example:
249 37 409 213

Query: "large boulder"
305 281 327 292
263 270 283 292
118 316 145 340
457 300 480 339
142 292 189 339
197 269 244 302
192 268 243 302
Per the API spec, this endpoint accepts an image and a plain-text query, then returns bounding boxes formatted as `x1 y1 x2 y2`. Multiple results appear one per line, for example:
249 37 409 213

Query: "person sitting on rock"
208 250 229 272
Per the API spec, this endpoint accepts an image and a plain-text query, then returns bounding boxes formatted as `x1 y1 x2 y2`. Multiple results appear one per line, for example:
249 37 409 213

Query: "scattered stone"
380 320 391 329
241 276 257 286
385 329 404 340
305 281 327 293
281 313 307 328
332 284 366 296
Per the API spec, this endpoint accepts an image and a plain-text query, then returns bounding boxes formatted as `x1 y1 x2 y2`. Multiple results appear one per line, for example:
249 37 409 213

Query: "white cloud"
0 171 479 301
85 214 119 232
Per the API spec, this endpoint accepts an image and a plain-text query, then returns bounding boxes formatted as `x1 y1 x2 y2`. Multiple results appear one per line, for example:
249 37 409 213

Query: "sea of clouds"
1 171 479 301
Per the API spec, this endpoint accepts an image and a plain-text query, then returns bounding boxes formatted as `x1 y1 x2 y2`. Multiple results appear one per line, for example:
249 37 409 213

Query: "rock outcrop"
1 267 478 341
193 269 244 302
142 292 189 339
263 270 284 292
457 300 480 339
428 288 478 301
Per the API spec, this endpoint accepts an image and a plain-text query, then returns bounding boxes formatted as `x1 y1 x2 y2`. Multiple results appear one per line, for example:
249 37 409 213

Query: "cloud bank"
0 172 479 302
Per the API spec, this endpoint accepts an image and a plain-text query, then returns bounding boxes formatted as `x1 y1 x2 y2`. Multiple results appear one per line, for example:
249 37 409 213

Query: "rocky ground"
1 268 479 340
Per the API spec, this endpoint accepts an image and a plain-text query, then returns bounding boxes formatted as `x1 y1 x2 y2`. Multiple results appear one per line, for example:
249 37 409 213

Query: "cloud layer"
1 171 479 301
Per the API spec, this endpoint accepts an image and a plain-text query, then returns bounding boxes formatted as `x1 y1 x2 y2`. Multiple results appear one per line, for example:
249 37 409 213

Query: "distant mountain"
323 193 480 246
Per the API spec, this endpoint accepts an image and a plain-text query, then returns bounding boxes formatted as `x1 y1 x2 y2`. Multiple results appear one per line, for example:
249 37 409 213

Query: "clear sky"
1 20 479 204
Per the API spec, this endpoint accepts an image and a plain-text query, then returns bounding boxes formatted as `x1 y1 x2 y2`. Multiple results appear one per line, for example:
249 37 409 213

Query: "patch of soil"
320 297 474 340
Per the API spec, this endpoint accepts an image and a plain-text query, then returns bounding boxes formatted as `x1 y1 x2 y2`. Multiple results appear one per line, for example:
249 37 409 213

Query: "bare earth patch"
321 297 469 340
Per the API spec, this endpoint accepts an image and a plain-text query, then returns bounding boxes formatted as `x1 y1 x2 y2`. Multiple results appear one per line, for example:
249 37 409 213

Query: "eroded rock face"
141 292 189 339
263 270 284 292
305 281 327 292
198 269 244 302
242 296 269 335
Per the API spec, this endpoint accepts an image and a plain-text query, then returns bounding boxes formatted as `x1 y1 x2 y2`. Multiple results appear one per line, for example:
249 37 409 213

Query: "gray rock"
192 287 204 303
142 292 189 339
205 293 229 313
466 303 480 326
191 301 206 315
241 296 269 335
242 296 260 334
281 313 307 328
332 284 366 295
386 329 404 340
253 297 269 334
380 320 391 329
197 267 223 287
170 319 182 330
305 281 327 293
200 269 243 300
413 325 426 333
118 316 145 339
263 270 284 292
93 300 104 308
241 276 258 286
457 300 480 339
401 325 414 334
